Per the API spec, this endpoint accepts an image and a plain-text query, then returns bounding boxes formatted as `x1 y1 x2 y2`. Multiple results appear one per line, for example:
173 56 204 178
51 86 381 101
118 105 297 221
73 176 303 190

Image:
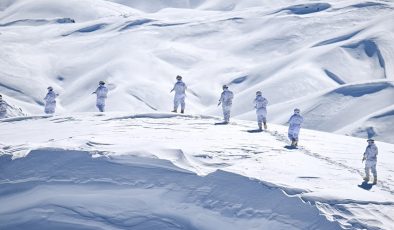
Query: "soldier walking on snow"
0 94 7 119
254 91 268 131
92 81 108 112
170 75 187 113
288 108 304 147
44 86 58 114
363 138 378 184
217 85 234 123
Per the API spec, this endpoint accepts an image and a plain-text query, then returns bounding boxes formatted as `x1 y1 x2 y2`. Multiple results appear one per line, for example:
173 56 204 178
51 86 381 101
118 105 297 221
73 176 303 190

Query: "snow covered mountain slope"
0 113 393 229
0 0 393 136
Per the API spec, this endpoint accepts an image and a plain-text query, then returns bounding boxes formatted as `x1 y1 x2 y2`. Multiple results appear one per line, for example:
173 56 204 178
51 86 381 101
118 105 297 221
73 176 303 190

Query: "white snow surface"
0 112 394 229
1 1 394 229
0 0 394 142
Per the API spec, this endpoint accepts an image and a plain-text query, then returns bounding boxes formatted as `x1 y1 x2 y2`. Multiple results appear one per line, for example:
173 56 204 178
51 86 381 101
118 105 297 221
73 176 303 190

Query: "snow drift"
0 149 341 230
0 0 394 142
1 113 393 229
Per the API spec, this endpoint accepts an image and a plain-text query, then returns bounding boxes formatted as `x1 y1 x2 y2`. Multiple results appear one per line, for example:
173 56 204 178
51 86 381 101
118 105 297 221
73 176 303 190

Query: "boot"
373 177 377 185
258 123 262 131
363 177 369 182
291 140 296 147
294 140 298 147
171 109 177 113
180 109 184 114
263 122 267 130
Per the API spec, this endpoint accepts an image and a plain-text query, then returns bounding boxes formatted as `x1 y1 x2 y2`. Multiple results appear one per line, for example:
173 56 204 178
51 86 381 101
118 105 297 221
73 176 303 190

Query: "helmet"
294 108 300 114
176 75 182 80
256 91 262 96
47 86 53 91
222 85 228 89
99 81 105 85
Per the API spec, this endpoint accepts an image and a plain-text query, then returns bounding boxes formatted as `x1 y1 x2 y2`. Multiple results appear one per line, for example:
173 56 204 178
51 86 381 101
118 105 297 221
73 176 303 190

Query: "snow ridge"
1 113 393 229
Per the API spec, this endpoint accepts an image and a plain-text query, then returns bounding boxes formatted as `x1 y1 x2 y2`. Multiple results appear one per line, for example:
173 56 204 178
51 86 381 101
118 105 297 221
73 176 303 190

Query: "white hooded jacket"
95 85 108 106
219 89 234 106
364 143 378 162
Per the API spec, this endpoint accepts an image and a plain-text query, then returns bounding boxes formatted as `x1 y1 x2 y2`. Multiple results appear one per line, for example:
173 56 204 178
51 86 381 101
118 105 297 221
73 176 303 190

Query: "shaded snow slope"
269 81 394 142
1 113 393 229
0 0 394 143
0 150 340 230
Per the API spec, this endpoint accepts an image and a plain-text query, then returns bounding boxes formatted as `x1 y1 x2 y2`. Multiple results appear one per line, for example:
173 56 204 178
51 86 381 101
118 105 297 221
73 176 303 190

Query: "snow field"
1 112 393 229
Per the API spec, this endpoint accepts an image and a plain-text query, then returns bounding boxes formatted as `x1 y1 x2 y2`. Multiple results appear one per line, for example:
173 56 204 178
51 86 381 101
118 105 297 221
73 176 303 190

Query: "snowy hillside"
0 113 393 229
0 0 394 143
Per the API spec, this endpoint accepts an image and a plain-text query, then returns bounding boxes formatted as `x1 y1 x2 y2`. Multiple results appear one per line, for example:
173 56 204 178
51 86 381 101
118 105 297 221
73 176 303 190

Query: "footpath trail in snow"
0 112 393 229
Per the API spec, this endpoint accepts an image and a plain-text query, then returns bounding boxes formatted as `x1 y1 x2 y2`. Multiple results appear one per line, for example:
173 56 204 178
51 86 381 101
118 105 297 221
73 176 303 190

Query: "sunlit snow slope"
1 113 393 229
0 0 393 138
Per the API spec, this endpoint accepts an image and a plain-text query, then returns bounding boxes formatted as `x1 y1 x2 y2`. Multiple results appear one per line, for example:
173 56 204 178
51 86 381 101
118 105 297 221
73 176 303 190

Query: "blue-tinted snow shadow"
246 129 263 133
119 19 154 31
349 2 388 9
358 181 374 190
332 82 393 97
372 109 394 119
229 75 248 85
150 22 187 27
62 23 108 36
0 115 52 123
342 39 386 69
0 150 343 230
313 30 361 47
0 18 75 27
276 3 331 15
284 145 297 150
214 121 229 125
104 113 218 122
324 69 345 85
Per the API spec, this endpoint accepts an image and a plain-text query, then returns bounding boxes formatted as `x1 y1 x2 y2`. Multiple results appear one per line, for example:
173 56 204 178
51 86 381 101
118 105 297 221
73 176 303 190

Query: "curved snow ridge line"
345 2 390 9
0 149 343 229
62 23 108 36
342 39 386 71
62 18 155 37
104 113 221 121
0 115 52 123
331 81 394 98
265 130 394 195
371 108 394 119
302 196 394 206
0 18 75 27
313 30 362 47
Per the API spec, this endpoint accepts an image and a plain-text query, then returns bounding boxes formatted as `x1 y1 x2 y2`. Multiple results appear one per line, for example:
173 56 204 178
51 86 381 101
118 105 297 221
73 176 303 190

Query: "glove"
217 102 221 106
362 157 365 162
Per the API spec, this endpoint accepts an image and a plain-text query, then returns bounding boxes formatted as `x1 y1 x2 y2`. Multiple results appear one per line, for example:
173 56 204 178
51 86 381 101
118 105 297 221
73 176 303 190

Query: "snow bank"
0 0 394 143
1 112 394 229
0 149 341 230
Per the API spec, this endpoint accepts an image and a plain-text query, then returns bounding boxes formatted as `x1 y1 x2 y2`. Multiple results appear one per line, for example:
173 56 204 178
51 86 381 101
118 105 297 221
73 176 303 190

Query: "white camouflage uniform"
0 99 7 118
44 90 57 114
288 113 304 142
364 142 378 181
254 95 268 129
219 89 234 123
171 80 187 112
94 85 108 112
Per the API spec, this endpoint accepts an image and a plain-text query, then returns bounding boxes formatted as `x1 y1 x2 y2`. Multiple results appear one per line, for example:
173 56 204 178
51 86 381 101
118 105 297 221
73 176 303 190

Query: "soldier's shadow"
246 129 263 133
358 181 374 190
